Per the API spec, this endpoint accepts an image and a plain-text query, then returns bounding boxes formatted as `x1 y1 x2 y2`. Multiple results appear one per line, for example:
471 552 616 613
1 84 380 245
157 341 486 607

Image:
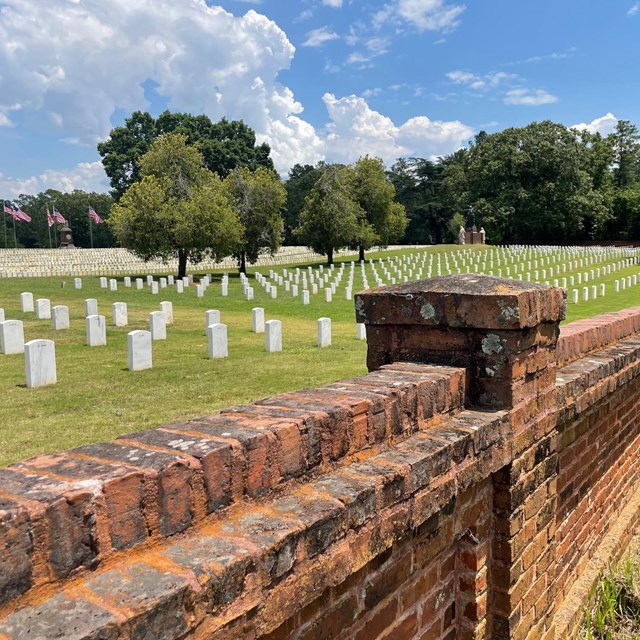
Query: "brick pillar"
355 275 566 639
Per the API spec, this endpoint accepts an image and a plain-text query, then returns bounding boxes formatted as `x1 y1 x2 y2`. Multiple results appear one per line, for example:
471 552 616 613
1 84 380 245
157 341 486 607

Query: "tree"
611 120 640 188
388 158 449 244
109 133 242 277
224 166 286 273
98 110 273 199
283 163 324 244
350 156 407 260
441 121 608 244
296 165 361 265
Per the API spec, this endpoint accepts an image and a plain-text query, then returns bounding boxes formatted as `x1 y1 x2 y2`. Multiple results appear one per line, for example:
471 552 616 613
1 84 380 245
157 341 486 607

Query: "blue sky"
0 0 637 197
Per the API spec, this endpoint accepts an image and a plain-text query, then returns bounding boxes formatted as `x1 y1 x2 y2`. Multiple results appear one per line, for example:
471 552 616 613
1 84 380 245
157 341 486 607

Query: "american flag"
88 206 104 224
47 208 54 227
13 206 31 223
53 207 66 224
3 202 20 221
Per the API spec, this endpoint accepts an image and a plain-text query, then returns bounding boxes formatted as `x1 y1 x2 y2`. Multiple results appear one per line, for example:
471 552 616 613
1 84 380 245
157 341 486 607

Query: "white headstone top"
206 309 221 330
85 298 98 317
86 315 107 347
128 330 152 371
265 319 282 352
0 320 25 354
160 301 174 325
112 302 128 327
207 323 228 358
52 305 70 331
35 298 51 320
317 317 331 348
25 339 57 388
20 292 34 313
252 307 265 333
149 310 167 340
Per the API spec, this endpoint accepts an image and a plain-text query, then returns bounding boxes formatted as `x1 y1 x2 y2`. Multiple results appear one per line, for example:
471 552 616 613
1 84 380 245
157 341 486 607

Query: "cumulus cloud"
628 3 639 15
0 162 109 199
302 27 340 47
0 0 325 175
374 0 465 32
572 113 619 136
323 0 344 7
322 93 474 163
504 88 558 105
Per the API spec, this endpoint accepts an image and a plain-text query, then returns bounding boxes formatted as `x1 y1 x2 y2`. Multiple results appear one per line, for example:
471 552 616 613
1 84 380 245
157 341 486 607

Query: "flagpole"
3 202 7 248
47 208 52 249
12 214 17 248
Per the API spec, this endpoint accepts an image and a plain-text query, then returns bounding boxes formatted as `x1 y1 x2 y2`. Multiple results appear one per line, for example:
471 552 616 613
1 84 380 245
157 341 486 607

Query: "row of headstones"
98 274 196 294
4 316 368 389
17 292 174 330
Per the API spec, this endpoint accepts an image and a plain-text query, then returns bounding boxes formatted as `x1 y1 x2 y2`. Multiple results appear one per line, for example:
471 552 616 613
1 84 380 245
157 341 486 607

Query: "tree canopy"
109 133 242 277
98 110 273 199
350 156 408 260
224 166 286 273
296 165 361 265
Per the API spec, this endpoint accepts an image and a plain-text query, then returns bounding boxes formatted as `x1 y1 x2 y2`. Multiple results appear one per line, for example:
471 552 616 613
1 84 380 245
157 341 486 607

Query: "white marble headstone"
317 317 331 348
86 315 106 346
112 302 128 327
206 309 221 330
207 323 228 358
160 301 174 325
252 307 265 333
20 292 34 313
0 320 25 354
25 339 57 388
52 305 70 330
35 299 51 320
265 319 282 352
85 298 98 317
127 330 152 371
149 311 166 340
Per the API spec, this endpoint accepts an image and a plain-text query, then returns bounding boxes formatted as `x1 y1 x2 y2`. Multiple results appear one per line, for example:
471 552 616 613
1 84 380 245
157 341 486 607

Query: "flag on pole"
53 207 66 224
88 206 104 224
3 202 20 221
13 206 31 222
47 208 54 227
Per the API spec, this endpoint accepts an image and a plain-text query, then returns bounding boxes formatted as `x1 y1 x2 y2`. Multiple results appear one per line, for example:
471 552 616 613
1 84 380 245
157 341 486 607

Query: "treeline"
1 190 114 249
4 113 640 253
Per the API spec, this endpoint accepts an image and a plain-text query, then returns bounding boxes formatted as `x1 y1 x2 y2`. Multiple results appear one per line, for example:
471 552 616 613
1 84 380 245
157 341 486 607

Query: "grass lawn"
1 244 640 466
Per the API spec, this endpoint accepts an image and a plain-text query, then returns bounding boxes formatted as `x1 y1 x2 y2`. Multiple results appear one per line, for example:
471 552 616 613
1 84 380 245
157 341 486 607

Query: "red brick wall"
3 277 640 640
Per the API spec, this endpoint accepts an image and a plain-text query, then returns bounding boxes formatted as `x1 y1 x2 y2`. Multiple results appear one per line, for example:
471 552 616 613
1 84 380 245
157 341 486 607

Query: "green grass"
1 244 639 466
580 538 640 639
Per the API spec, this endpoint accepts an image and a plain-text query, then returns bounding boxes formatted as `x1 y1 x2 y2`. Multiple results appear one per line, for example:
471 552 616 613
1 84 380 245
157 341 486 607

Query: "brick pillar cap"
355 275 566 330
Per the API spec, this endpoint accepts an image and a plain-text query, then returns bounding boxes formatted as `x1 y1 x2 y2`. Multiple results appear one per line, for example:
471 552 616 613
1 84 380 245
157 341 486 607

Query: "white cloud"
374 0 465 32
572 113 619 136
628 3 639 15
447 70 516 91
0 1 325 175
0 162 109 199
302 26 339 47
322 93 474 163
504 88 558 106
323 0 344 7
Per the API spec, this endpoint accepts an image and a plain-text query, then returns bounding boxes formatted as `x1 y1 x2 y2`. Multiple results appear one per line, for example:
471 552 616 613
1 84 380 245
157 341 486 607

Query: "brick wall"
1 276 640 640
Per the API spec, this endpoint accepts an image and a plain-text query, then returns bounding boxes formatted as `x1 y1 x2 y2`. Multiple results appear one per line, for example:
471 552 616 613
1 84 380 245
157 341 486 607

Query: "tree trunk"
358 245 365 262
327 247 334 266
239 251 247 275
177 249 188 279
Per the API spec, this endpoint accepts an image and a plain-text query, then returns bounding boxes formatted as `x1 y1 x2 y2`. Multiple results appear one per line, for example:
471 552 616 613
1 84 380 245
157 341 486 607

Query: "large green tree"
350 156 407 261
296 165 360 265
388 157 450 244
224 166 286 273
109 133 242 277
442 121 609 244
98 110 273 199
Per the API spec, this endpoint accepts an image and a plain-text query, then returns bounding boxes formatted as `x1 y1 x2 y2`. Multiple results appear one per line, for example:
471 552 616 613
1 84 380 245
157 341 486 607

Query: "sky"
0 0 638 198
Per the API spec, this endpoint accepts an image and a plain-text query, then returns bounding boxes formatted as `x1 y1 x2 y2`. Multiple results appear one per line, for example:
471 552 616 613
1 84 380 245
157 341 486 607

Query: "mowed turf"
1 244 639 466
